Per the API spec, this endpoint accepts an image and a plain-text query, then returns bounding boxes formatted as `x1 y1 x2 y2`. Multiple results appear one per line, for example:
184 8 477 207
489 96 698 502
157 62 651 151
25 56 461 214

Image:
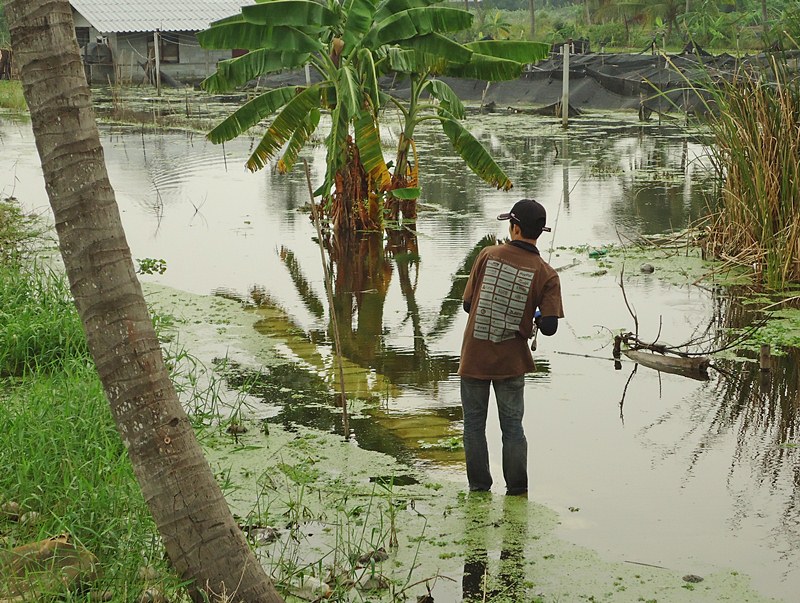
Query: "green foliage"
0 364 182 600
199 0 548 223
0 80 27 112
0 197 43 263
0 264 89 377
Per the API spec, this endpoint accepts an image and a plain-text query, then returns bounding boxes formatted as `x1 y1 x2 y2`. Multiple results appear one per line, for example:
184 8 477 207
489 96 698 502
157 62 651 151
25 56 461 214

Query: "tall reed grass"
702 57 800 289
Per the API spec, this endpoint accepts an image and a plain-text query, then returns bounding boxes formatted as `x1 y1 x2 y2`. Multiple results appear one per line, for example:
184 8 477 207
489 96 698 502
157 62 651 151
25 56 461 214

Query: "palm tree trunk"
6 2 283 601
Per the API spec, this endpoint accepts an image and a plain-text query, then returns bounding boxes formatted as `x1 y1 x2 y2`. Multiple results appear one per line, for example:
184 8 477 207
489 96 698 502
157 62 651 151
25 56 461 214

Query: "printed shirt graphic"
473 259 535 343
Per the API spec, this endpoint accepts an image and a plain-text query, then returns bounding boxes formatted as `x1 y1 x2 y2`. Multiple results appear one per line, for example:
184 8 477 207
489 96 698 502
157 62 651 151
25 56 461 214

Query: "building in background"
69 0 253 86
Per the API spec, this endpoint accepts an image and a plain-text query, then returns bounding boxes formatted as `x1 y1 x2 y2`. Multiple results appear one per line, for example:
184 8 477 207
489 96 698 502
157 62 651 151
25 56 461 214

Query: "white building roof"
70 0 254 33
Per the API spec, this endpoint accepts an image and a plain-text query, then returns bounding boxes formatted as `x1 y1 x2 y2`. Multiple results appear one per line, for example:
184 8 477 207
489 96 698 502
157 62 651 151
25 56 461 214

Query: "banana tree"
197 0 548 235
380 37 549 221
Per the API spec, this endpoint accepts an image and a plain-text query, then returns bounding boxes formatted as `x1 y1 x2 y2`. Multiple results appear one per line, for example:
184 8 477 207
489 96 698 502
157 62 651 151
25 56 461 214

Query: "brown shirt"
457 241 564 380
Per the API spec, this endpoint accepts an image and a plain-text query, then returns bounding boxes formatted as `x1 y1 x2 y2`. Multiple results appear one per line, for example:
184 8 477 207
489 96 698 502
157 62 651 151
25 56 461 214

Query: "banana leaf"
242 1 339 28
278 108 322 174
369 7 473 47
343 0 379 53
441 53 523 81
324 103 351 196
202 50 311 93
438 109 512 190
464 40 550 63
375 0 445 22
207 86 304 143
389 187 420 199
197 23 323 52
423 79 465 119
246 86 325 171
357 48 381 112
354 111 391 189
399 33 473 65
338 64 364 120
385 47 419 73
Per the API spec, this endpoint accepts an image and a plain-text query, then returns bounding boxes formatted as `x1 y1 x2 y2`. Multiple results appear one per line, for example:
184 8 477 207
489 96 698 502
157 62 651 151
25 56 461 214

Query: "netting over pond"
431 50 800 117
260 50 800 118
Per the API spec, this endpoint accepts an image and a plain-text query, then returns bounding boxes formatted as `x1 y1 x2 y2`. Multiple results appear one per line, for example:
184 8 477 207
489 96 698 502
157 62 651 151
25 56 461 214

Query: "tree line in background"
471 0 799 51
2 0 798 52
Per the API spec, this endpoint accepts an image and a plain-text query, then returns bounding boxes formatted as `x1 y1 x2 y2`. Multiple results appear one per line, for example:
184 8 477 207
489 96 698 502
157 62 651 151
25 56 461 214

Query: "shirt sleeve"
538 272 565 319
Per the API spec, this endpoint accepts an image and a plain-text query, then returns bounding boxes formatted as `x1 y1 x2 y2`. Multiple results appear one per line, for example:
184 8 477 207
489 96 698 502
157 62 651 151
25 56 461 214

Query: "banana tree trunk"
528 0 536 39
6 2 283 601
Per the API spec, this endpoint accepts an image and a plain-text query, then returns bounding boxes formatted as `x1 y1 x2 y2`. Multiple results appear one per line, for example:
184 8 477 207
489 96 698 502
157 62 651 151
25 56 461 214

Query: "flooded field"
2 109 798 601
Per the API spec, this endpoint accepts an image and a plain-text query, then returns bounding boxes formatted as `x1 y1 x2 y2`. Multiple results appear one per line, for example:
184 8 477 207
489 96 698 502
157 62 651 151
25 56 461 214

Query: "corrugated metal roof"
70 0 255 33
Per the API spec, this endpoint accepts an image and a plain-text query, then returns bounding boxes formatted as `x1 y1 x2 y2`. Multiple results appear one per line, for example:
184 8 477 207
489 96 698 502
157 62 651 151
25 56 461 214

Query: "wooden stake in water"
759 344 771 372
303 160 350 438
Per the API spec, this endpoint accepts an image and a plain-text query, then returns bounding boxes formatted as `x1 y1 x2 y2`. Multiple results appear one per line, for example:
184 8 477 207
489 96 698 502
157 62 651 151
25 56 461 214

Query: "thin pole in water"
561 42 570 128
303 160 350 438
154 30 161 96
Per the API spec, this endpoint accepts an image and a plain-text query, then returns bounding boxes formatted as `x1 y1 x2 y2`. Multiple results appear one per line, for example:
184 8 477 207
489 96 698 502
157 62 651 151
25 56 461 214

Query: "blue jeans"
461 376 528 494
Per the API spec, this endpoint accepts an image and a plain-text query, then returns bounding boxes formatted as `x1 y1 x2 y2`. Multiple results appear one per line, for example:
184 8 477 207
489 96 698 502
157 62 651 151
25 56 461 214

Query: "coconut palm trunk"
6 2 283 601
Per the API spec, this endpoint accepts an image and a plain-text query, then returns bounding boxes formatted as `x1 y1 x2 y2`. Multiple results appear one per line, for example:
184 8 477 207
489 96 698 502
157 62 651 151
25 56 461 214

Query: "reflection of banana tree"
279 247 325 320
390 232 461 385
428 234 497 338
280 229 461 386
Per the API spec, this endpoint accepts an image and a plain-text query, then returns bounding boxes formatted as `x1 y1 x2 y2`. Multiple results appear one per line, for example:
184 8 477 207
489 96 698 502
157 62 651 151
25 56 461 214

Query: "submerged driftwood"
622 348 711 381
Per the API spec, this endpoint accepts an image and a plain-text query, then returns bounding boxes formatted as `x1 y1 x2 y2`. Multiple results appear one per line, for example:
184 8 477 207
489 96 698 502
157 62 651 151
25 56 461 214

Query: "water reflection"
278 228 482 388
462 495 528 602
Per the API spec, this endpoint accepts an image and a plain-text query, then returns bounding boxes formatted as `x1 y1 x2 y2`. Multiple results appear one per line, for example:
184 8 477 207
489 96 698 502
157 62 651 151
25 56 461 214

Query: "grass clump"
0 264 89 376
702 57 800 290
0 203 184 600
0 80 27 112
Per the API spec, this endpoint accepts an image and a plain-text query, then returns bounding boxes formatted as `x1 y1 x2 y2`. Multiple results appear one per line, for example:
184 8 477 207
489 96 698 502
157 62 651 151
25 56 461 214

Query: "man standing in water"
459 199 564 495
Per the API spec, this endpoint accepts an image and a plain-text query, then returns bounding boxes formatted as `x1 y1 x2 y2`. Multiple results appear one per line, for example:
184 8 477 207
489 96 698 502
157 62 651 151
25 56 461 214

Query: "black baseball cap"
497 199 551 233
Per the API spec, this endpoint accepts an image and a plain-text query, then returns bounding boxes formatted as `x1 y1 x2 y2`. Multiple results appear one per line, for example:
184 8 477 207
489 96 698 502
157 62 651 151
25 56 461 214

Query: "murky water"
2 110 798 600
